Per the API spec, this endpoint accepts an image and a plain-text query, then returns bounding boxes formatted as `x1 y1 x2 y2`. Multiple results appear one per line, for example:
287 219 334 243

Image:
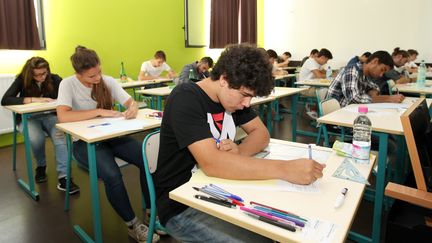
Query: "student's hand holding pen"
217 139 240 154
281 159 326 185
98 109 123 118
123 100 138 119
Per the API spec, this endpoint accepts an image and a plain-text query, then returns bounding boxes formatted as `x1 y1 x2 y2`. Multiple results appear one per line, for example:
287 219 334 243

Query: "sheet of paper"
302 218 338 243
90 117 149 134
189 143 332 193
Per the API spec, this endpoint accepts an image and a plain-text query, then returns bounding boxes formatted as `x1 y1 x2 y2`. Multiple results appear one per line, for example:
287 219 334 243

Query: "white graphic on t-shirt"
206 112 236 140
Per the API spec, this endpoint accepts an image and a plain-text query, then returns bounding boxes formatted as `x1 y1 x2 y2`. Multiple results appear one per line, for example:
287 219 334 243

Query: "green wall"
0 0 265 147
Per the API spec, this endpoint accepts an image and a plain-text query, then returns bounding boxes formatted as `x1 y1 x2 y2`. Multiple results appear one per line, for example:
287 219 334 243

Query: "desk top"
250 96 275 106
274 73 296 80
55 109 161 143
394 81 432 95
135 86 173 96
317 98 430 135
4 101 57 114
295 79 333 87
169 139 375 243
119 78 172 89
270 87 308 98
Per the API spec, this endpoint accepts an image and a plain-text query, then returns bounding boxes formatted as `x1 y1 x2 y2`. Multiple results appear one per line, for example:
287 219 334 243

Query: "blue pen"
213 137 221 144
88 122 111 128
252 205 307 223
308 144 312 159
207 184 244 202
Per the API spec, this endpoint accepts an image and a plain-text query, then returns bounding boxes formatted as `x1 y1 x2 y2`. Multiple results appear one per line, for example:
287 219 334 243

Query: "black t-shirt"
154 82 257 225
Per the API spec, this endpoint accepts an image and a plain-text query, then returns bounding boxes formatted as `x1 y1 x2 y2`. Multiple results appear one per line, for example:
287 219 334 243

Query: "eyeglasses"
33 71 48 78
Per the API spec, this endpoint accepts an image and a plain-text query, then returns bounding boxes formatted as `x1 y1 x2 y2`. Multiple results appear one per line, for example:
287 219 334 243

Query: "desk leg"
64 134 73 211
157 96 162 111
12 112 17 171
73 143 102 243
291 94 298 142
394 135 406 184
17 114 39 201
266 102 273 134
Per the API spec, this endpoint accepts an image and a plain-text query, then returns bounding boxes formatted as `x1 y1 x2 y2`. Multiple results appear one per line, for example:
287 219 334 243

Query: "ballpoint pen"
308 144 313 159
194 195 236 208
206 184 243 202
193 187 244 206
87 122 111 128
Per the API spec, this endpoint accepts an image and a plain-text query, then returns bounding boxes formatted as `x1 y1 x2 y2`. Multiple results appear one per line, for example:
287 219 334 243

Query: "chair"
385 98 432 207
141 131 167 243
384 98 432 241
315 88 346 147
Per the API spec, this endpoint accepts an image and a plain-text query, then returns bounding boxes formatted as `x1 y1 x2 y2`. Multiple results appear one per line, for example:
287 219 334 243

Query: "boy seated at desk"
154 44 325 242
266 49 288 76
326 50 405 107
138 50 176 81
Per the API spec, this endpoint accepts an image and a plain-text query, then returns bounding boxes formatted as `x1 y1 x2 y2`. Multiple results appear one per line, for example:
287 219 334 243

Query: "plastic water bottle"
188 68 195 81
326 66 332 79
120 61 127 82
352 106 372 164
417 60 426 88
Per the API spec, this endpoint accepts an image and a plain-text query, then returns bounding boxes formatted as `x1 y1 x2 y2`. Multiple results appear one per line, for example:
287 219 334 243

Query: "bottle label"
352 140 370 164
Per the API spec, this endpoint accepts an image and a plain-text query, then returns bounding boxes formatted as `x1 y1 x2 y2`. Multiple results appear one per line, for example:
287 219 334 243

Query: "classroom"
1 0 431 243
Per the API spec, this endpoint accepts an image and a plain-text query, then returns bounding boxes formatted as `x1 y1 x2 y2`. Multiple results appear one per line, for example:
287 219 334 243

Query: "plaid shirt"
326 62 379 107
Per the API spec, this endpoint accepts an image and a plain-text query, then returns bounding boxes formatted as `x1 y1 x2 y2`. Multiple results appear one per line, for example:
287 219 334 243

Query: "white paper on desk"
302 218 338 243
91 117 148 133
266 143 331 164
344 106 400 116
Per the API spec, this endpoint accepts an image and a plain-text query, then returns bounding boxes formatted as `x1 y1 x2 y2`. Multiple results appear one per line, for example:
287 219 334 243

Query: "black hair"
266 49 278 59
362 52 372 58
318 48 333 59
392 47 409 58
210 44 274 97
200 56 214 68
407 49 419 56
154 50 166 61
283 52 292 57
310 49 319 55
366 51 394 67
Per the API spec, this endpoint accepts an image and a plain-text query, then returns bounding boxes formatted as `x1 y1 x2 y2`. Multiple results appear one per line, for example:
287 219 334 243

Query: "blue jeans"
73 137 150 222
18 113 67 178
165 207 272 243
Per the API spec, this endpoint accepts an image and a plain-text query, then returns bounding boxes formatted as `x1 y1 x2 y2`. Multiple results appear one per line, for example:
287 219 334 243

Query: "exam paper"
302 218 338 243
91 117 149 134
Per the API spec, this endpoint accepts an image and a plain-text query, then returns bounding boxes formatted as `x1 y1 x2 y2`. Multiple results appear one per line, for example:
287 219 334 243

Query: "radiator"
0 74 16 134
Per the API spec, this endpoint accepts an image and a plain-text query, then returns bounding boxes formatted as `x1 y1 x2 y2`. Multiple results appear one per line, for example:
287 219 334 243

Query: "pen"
252 206 307 223
192 187 243 206
308 144 313 159
213 137 221 144
243 212 296 232
240 206 305 227
206 184 244 202
334 188 348 208
88 122 110 128
250 201 302 219
194 195 236 208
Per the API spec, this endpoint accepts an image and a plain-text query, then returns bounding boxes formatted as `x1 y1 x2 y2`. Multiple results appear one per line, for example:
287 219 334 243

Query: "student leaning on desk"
56 46 160 243
137 50 176 81
1 56 80 194
154 44 326 243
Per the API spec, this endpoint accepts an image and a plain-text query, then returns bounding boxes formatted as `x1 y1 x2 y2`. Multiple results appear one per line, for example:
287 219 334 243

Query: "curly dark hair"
210 44 274 97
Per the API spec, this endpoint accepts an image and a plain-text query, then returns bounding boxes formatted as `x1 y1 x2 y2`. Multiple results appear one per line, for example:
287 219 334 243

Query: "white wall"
264 0 431 68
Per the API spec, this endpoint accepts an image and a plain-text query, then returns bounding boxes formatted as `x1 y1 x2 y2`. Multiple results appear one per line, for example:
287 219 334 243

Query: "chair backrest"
143 131 160 174
315 88 328 117
400 98 432 191
321 98 341 116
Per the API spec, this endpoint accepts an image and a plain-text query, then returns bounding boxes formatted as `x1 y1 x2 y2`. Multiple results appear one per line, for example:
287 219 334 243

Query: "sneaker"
144 213 168 235
128 222 160 243
57 177 80 194
35 166 47 183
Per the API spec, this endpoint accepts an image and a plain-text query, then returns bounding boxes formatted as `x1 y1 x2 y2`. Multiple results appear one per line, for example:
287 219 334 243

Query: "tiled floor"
0 97 386 242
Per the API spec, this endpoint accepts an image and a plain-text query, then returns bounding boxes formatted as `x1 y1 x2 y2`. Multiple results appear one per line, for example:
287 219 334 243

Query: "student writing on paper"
177 56 214 84
327 50 405 107
138 50 176 81
1 57 80 194
56 46 159 243
155 44 325 242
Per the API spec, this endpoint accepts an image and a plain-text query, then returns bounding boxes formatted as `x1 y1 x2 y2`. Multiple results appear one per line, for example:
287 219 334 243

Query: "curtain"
239 0 256 44
0 0 41 50
210 0 239 49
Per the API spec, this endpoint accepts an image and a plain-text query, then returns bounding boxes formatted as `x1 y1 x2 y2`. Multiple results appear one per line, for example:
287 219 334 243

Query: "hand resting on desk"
218 139 240 154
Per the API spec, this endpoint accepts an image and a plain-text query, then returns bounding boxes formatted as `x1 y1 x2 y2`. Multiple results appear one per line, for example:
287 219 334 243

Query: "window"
34 0 46 49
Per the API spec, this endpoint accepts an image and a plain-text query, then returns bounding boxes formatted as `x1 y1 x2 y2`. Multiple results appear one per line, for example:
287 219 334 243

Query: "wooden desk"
135 86 173 111
295 78 333 88
4 101 58 201
394 81 432 97
170 139 375 243
56 109 161 243
274 73 296 87
316 99 425 243
118 78 172 89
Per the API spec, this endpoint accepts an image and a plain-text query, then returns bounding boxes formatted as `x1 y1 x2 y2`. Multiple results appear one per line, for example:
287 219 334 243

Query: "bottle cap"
358 106 368 113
